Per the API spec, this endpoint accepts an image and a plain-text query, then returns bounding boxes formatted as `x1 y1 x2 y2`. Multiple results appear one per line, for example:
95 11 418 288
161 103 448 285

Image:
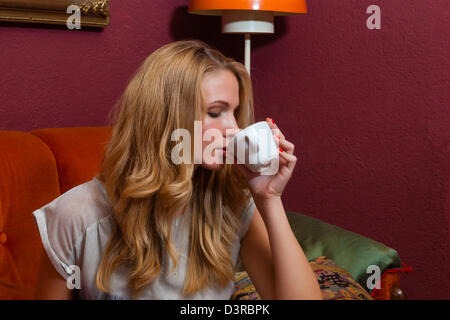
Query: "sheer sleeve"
32 183 99 281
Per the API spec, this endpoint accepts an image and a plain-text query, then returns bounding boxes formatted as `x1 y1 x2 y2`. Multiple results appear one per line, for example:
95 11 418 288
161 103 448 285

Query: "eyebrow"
208 100 239 109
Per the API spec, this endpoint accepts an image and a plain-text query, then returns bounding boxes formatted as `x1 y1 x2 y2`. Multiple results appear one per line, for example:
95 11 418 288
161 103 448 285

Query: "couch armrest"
284 211 402 290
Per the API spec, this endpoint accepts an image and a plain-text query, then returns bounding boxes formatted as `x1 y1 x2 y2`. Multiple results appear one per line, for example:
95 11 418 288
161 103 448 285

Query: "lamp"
188 0 308 75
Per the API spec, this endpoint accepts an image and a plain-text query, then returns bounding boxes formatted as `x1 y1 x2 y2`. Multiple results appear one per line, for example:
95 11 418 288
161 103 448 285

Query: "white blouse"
32 177 256 300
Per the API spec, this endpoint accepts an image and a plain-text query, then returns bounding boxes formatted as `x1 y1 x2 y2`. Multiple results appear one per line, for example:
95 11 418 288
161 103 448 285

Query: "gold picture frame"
0 0 109 28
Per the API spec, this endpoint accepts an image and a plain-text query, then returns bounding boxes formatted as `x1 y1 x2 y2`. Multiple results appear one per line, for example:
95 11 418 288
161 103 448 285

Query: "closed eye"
207 103 239 118
208 112 220 118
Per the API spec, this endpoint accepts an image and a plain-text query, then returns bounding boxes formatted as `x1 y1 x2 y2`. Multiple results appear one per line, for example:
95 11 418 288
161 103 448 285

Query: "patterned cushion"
231 271 261 300
311 256 373 300
231 256 373 300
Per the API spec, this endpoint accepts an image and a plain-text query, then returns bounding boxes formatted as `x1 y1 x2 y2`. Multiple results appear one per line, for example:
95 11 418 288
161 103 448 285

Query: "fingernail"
279 147 284 152
271 118 275 124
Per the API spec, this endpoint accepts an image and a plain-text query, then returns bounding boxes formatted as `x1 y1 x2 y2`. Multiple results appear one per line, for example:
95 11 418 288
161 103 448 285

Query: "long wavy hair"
95 40 255 298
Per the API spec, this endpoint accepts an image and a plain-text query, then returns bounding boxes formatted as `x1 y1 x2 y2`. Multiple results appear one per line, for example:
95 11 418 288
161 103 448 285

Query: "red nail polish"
271 119 275 124
279 147 284 152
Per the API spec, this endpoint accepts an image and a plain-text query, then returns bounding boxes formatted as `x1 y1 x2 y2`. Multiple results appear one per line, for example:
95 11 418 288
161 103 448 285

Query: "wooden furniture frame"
0 0 109 28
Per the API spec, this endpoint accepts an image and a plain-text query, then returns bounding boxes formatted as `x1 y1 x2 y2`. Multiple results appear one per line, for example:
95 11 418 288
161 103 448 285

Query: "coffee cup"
226 121 279 175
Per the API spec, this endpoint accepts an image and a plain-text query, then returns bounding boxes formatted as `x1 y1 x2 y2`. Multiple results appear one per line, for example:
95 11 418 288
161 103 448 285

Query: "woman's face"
197 68 240 171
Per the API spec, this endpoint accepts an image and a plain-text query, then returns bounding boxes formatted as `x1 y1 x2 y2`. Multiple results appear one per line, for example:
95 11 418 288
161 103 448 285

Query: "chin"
201 162 225 171
200 152 227 171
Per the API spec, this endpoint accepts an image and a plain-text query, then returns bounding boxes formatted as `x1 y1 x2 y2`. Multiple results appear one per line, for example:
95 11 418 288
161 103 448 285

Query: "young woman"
33 40 322 300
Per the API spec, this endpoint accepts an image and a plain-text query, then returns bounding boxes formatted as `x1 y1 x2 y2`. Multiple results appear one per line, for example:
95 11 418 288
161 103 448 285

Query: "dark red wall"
1 0 448 299
251 0 450 300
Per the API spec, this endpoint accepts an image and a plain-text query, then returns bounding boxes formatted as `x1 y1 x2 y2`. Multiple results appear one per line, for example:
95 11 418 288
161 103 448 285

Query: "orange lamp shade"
188 0 308 16
188 0 308 73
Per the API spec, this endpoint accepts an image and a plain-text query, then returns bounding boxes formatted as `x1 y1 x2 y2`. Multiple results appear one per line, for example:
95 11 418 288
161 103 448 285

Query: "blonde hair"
95 40 255 298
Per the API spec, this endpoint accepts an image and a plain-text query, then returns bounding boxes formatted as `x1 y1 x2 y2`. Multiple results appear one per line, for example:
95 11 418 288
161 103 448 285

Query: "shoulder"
34 177 113 233
32 177 114 280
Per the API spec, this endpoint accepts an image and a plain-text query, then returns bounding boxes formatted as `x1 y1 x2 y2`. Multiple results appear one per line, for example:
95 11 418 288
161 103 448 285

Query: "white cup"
227 121 279 175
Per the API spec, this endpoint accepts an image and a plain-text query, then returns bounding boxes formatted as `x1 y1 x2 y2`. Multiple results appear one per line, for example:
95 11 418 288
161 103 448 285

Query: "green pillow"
285 211 402 289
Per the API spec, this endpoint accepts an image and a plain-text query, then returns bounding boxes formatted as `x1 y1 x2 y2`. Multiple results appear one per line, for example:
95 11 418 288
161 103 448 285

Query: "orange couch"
0 126 409 300
0 127 112 299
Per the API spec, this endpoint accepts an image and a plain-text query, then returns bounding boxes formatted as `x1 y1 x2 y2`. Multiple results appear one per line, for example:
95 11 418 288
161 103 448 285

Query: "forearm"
254 197 322 300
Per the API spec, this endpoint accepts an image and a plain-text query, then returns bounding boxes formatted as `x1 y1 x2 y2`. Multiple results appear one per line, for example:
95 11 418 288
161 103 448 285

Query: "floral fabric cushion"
231 271 262 300
311 256 373 300
231 256 373 300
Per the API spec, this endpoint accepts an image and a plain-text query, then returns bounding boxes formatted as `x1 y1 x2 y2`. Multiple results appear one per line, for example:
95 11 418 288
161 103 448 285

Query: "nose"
223 114 240 146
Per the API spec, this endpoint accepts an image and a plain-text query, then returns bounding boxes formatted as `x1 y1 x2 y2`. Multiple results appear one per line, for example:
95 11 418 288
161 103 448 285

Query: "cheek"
201 120 220 149
201 123 210 150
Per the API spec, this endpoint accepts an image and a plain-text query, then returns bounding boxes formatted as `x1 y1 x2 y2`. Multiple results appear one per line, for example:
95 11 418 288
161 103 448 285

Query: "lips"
215 147 227 156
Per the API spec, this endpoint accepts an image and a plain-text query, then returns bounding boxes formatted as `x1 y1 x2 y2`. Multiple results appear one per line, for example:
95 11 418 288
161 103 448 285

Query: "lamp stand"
244 33 251 75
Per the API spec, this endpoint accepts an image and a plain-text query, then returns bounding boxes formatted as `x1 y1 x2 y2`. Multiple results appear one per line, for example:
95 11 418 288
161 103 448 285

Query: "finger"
266 118 277 132
266 118 283 147
278 138 295 155
272 128 284 142
266 118 285 140
267 124 284 147
277 151 288 167
273 135 293 155
279 150 298 172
